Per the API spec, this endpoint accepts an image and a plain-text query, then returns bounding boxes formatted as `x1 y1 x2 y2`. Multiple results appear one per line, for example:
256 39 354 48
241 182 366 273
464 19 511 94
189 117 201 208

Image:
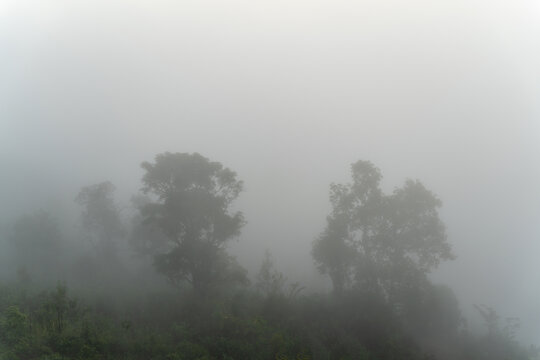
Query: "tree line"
0 152 536 360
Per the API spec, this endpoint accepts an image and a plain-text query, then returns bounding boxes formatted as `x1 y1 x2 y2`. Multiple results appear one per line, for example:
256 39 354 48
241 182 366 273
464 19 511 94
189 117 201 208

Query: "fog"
1 0 539 351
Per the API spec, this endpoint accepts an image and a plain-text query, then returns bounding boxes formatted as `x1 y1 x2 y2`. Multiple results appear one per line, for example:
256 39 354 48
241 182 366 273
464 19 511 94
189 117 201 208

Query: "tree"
256 250 286 297
8 211 64 281
139 152 246 294
75 181 124 261
311 214 355 296
128 194 170 257
313 160 454 299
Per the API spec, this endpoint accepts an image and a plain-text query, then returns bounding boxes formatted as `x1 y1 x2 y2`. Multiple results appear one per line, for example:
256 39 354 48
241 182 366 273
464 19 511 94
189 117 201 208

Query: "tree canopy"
313 160 454 299
139 152 246 294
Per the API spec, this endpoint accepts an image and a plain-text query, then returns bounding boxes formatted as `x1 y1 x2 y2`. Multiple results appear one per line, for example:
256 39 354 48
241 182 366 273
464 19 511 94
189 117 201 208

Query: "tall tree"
313 160 454 299
311 214 355 296
139 152 246 294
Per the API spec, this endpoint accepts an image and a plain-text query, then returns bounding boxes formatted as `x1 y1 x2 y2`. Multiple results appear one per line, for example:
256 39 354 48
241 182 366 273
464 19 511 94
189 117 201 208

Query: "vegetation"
0 152 536 359
138 152 247 295
312 160 453 297
75 181 125 262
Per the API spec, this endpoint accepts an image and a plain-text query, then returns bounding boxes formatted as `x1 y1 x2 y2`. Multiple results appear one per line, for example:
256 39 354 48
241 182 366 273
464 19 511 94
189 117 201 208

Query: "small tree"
75 181 124 261
139 152 246 294
313 160 454 299
256 250 286 297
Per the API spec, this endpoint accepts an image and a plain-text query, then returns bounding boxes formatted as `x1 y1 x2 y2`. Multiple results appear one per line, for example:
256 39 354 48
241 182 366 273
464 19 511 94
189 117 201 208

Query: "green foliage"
38 284 78 334
0 281 535 360
0 305 31 358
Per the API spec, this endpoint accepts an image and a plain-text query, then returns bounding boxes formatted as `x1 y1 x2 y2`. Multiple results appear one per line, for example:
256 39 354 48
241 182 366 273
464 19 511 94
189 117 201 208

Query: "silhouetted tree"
75 181 124 261
312 214 355 296
139 152 247 294
313 160 454 300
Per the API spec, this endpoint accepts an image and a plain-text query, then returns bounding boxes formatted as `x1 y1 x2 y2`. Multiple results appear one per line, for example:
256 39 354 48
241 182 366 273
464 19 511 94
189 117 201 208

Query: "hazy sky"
1 0 539 343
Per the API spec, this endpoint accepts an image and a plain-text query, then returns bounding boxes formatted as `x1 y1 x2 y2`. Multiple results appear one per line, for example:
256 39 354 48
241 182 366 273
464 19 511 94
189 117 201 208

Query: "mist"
1 0 539 357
